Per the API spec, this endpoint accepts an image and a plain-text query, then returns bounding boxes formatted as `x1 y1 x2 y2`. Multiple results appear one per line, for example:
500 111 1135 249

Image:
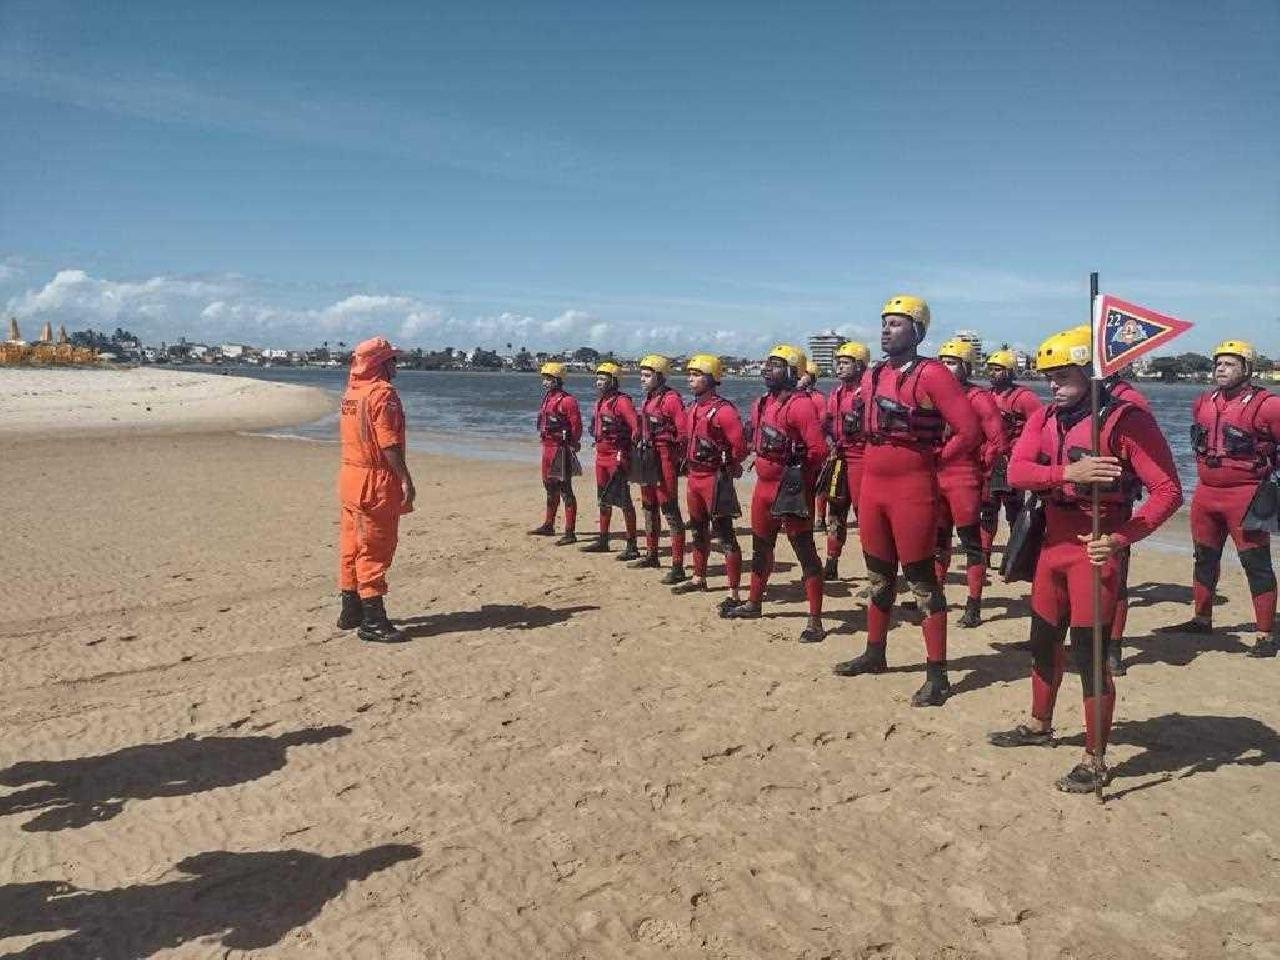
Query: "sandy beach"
2 377 1278 959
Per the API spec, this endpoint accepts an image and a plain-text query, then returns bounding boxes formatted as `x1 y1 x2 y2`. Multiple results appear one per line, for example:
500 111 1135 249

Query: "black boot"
554 531 578 546
1156 616 1213 635
823 556 839 581
661 564 689 585
527 522 556 536
357 596 407 643
580 534 611 553
1249 635 1278 658
911 662 951 707
833 645 887 676
957 597 981 628
337 590 362 630
628 552 660 569
616 540 640 562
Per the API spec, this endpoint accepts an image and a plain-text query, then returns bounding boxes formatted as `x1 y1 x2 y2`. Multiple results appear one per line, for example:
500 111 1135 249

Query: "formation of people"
518 297 1278 794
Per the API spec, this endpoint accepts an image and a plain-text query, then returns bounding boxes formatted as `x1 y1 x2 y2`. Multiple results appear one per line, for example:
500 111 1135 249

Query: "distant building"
807 330 848 375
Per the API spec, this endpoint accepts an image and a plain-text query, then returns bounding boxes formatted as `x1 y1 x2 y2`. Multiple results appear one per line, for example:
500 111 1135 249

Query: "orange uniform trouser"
338 466 403 598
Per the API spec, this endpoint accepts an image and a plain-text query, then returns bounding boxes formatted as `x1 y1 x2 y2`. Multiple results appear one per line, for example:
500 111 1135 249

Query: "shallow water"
226 365 1206 494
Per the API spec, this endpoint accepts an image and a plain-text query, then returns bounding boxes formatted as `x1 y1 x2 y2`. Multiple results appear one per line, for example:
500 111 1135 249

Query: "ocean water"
227 366 1204 494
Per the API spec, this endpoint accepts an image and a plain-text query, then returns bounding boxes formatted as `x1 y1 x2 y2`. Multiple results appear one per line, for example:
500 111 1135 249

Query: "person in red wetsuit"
529 361 583 546
1160 339 1279 657
935 337 1007 628
833 296 980 707
821 341 870 581
629 354 689 582
989 325 1182 794
673 353 749 608
798 360 831 532
581 361 641 559
980 348 1043 563
724 344 829 643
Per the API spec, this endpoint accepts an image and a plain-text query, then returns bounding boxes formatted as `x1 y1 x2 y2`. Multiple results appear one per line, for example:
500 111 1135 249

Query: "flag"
1092 295 1194 379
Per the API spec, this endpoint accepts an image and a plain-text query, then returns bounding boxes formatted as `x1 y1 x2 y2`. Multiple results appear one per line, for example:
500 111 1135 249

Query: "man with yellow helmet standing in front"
832 296 980 707
981 349 1043 563
632 354 689 582
1161 339 1280 657
988 324 1181 793
723 343 829 642
821 340 870 580
935 337 1007 628
581 361 641 558
530 361 583 545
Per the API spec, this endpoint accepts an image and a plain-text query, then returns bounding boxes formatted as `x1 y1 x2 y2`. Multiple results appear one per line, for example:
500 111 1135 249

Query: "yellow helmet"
938 338 977 365
639 354 672 376
881 294 931 332
595 360 623 379
835 341 870 364
1213 339 1256 365
539 361 566 379
1036 325 1092 372
986 349 1016 370
806 359 822 379
767 343 807 373
685 353 724 382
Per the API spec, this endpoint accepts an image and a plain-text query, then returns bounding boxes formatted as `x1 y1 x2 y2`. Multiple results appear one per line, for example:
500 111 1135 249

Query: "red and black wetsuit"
685 392 749 588
936 383 1007 603
638 385 688 563
1098 378 1149 645
980 381 1043 555
800 387 829 522
746 390 829 615
1189 384 1280 634
591 390 640 539
858 358 980 666
537 387 583 531
1008 393 1181 756
822 381 865 562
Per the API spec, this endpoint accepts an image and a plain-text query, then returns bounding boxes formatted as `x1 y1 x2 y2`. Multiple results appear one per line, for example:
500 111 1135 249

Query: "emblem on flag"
1092 295 1194 379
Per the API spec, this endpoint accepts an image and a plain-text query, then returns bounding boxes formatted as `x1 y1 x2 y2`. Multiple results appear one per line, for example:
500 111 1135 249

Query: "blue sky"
1 0 1276 356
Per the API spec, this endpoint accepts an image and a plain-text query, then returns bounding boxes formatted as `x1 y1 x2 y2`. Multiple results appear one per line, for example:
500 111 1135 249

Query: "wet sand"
1 426 1278 958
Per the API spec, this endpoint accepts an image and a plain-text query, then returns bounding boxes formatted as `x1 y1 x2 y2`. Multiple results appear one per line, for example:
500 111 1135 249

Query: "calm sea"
227 365 1205 495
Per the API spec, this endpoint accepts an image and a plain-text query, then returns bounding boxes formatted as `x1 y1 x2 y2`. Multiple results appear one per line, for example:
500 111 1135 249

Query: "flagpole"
1089 270 1105 803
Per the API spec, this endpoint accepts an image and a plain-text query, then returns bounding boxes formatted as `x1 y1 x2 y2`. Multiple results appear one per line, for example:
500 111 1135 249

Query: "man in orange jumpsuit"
336 337 416 643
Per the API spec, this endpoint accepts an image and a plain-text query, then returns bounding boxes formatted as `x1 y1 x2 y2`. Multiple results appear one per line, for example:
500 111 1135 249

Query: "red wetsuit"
1189 384 1280 633
1096 378 1149 644
591 390 641 539
802 388 830 521
822 381 866 561
638 385 688 563
1009 395 1182 755
981 382 1043 553
536 387 583 531
746 390 829 614
858 358 980 664
1107 378 1150 411
684 392 748 587
936 383 1007 601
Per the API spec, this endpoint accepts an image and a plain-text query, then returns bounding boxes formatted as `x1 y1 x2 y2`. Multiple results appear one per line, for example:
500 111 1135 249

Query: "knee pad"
543 480 559 496
936 525 952 551
714 517 741 555
690 520 711 550
662 503 683 528
788 533 822 578
902 558 945 615
864 555 896 609
1239 547 1277 597
1192 542 1222 587
1029 613 1067 681
957 524 984 566
750 533 775 574
1069 626 1114 696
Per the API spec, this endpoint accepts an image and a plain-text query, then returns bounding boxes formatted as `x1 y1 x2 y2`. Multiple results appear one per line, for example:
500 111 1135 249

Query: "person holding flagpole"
988 324 1182 793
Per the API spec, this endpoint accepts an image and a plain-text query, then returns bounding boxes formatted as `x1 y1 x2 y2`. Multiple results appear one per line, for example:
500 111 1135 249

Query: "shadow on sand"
400 603 598 638
0 726 350 833
0 844 420 958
